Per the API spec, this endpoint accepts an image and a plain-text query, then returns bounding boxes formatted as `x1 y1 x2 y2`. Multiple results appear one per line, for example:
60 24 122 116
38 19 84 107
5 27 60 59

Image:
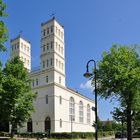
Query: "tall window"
56 42 58 50
27 47 29 52
32 80 34 87
46 76 48 83
69 97 75 121
47 43 49 50
27 60 29 66
21 43 23 49
24 45 26 51
56 27 57 33
59 45 61 52
36 78 38 86
12 45 14 51
50 58 53 66
59 96 62 104
46 60 49 67
58 29 60 36
87 104 90 124
43 45 45 52
59 76 61 84
79 101 84 123
43 29 46 36
56 59 58 66
51 41 53 49
24 58 26 64
46 95 48 104
27 118 32 132
43 61 45 68
60 119 62 128
62 63 63 70
59 61 61 68
47 28 49 34
45 117 51 131
17 42 19 49
51 26 54 33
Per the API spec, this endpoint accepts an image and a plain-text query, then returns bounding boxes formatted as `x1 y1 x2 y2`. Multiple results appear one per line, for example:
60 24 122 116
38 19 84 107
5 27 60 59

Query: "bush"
0 132 9 137
133 131 140 138
19 131 114 139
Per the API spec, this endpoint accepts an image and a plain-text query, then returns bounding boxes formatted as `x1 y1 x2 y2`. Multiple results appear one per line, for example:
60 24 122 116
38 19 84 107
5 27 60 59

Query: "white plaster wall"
54 84 95 132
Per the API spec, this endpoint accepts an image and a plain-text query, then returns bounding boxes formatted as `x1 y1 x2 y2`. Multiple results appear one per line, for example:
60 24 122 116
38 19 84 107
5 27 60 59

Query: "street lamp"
83 59 98 140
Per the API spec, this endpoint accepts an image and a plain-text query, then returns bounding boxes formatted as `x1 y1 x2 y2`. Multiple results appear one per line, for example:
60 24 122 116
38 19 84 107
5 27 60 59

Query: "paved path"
100 138 140 140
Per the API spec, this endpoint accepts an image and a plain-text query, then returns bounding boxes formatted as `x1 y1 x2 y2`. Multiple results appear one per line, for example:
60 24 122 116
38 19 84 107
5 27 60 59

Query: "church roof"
41 17 64 28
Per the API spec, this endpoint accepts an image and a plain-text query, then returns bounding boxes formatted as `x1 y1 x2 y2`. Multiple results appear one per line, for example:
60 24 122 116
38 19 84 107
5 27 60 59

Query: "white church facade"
10 18 95 133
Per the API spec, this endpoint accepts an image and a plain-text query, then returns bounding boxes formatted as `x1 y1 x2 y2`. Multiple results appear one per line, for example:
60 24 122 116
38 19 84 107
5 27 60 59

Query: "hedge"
133 131 140 138
19 131 114 139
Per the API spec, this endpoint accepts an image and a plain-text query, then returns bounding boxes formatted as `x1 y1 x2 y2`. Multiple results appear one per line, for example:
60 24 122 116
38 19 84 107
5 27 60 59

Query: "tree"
97 117 103 131
111 107 126 126
0 0 8 132
97 45 140 140
111 107 127 135
1 57 36 137
0 0 8 53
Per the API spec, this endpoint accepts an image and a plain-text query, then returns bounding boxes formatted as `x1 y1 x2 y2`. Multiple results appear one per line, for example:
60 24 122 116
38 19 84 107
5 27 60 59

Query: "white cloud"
80 80 93 90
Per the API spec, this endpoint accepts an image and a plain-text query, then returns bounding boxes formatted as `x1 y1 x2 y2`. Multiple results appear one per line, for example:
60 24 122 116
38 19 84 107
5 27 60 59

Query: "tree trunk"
127 108 132 140
10 123 16 138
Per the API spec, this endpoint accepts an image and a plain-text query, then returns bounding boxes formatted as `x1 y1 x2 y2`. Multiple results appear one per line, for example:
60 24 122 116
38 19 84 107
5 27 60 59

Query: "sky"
1 0 140 121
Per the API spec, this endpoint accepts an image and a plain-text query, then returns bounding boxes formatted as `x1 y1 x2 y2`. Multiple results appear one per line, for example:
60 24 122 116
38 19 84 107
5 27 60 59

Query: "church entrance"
27 118 32 132
45 117 51 132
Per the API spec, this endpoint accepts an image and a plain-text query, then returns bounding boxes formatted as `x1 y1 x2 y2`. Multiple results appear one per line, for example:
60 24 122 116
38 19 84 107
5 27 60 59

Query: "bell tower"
40 17 65 86
10 36 31 72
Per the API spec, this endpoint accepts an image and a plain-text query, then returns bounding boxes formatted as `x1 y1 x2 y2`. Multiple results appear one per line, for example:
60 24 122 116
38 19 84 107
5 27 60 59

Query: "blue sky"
1 0 140 120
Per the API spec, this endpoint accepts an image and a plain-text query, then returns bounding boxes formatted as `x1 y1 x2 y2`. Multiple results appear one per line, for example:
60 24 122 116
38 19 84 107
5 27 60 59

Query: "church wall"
54 84 95 132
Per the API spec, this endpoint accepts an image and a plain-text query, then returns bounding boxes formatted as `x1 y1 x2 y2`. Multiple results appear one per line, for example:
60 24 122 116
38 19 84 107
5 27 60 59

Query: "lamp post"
83 59 98 140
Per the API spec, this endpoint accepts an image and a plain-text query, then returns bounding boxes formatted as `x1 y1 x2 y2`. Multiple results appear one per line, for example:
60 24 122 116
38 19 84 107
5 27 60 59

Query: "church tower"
40 17 65 86
10 36 31 72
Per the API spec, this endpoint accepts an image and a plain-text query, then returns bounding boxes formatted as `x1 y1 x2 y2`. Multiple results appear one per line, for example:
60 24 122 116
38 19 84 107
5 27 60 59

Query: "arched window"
79 101 84 123
27 118 33 132
87 104 90 124
45 116 51 132
60 119 62 128
69 97 75 121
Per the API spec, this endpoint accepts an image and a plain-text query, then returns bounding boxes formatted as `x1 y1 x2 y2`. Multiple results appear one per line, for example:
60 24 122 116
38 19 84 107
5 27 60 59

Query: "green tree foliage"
97 117 103 131
111 107 126 124
0 0 8 133
0 0 8 91
0 0 8 53
97 45 140 140
0 57 36 137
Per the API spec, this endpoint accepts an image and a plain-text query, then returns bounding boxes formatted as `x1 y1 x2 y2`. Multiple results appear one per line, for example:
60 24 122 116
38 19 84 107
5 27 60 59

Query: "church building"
10 18 95 133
